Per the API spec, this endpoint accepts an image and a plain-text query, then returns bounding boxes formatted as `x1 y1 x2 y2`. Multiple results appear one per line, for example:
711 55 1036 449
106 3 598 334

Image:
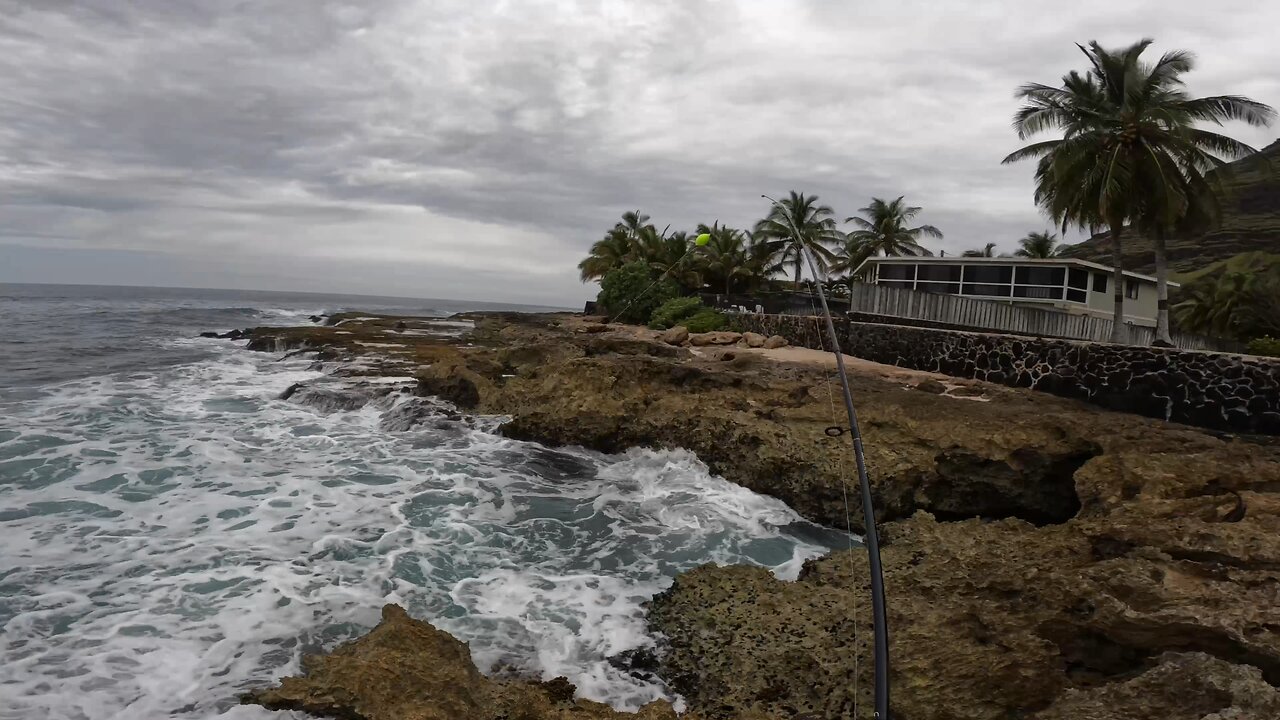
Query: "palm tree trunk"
1153 226 1174 347
1108 224 1129 344
793 254 802 289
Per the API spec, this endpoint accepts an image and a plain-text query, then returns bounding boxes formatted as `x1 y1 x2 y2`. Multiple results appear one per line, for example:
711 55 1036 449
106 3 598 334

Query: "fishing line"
805 284 863 720
606 233 711 325
763 194 890 719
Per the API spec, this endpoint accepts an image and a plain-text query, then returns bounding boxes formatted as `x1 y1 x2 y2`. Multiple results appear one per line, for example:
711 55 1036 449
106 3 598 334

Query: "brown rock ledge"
242 604 688 720
238 312 1280 720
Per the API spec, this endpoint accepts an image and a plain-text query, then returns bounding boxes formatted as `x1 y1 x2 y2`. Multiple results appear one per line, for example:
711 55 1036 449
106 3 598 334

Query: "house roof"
854 255 1179 287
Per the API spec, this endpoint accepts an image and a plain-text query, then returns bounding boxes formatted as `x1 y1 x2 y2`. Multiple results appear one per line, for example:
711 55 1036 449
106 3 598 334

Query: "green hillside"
1058 139 1280 275
1171 249 1280 284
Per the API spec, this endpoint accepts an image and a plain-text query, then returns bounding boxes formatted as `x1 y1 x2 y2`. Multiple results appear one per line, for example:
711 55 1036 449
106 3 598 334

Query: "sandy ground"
738 345 946 382
574 316 991 400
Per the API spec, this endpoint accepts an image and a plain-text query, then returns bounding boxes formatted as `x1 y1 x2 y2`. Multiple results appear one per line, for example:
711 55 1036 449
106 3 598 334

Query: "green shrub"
1247 336 1280 358
683 309 727 333
596 262 679 325
648 296 705 330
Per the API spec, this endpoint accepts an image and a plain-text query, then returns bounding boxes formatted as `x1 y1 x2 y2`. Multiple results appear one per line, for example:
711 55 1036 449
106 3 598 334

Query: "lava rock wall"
729 314 1280 434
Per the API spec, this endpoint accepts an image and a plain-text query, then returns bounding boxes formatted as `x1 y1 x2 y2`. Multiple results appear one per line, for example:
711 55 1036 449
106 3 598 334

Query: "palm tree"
962 242 999 257
1238 271 1280 339
745 232 786 287
578 227 633 281
641 229 701 290
618 210 652 242
845 196 943 260
1014 231 1062 258
694 223 756 295
754 191 844 286
827 237 874 279
1173 271 1253 337
577 211 660 281
1003 40 1273 344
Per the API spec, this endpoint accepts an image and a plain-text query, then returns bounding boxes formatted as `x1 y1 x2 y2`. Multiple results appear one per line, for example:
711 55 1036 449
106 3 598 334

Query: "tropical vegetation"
578 40 1275 341
595 261 678 324
648 296 706 330
842 196 942 262
752 192 844 285
681 308 728 333
1247 336 1280 359
645 294 728 334
1173 263 1280 344
1003 39 1274 344
1014 231 1062 258
578 196 944 324
962 243 999 258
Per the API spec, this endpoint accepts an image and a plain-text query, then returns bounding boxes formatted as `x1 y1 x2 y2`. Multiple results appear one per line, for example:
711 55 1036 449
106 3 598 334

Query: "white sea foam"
0 343 848 719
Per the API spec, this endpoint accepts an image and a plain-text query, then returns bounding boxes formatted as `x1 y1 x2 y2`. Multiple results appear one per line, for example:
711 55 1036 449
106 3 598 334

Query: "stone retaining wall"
728 314 1280 435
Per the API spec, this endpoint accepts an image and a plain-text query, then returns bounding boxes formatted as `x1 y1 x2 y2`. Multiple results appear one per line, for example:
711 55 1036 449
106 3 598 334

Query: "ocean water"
0 284 852 719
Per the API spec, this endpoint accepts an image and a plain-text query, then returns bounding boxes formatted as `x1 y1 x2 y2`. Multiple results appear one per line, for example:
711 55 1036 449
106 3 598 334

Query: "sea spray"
0 288 851 719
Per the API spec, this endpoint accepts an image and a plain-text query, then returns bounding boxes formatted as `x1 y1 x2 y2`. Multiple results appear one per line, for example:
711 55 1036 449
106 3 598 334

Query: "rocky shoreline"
232 312 1280 719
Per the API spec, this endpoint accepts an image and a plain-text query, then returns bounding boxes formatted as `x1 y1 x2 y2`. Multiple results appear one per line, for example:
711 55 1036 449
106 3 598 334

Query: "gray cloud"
2 0 1277 305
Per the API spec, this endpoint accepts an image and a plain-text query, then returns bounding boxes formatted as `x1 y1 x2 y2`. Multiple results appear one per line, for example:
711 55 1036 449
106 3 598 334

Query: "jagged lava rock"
242 604 488 720
241 313 1280 720
650 511 1280 719
243 604 686 720
1033 652 1280 719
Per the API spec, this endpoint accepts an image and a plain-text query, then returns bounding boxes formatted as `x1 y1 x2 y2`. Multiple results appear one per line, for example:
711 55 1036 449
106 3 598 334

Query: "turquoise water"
0 284 851 719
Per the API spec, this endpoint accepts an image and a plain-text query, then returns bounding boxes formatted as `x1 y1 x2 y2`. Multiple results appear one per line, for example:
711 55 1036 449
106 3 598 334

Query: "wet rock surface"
650 510 1280 719
242 604 687 720
237 312 1280 720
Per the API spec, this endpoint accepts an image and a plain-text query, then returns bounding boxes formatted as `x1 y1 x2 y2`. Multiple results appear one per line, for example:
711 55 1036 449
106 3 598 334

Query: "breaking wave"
0 297 849 719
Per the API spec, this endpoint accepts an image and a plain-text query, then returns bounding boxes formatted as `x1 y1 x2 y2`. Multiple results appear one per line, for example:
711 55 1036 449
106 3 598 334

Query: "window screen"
878 264 914 280
963 283 1013 297
1125 280 1140 299
1067 289 1087 303
917 264 962 282
1093 273 1109 293
1015 266 1066 286
1068 268 1089 290
1014 285 1064 299
918 281 960 294
964 265 1013 284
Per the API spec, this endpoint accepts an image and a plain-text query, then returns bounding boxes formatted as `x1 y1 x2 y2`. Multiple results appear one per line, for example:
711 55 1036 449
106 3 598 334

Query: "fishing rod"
762 194 891 719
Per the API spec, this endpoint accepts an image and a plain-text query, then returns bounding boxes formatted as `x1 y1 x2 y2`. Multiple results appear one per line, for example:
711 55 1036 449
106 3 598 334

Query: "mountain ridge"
1057 138 1280 275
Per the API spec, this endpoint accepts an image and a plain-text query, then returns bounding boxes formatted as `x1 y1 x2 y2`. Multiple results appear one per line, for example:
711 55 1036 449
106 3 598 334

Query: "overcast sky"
2 1 1277 306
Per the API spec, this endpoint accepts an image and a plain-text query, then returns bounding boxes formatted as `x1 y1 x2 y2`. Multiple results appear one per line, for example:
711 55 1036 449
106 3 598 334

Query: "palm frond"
1002 139 1063 164
1178 95 1277 127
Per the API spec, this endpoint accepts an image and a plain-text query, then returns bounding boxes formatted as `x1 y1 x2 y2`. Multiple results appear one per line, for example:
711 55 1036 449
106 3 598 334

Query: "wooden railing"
842 282 1225 350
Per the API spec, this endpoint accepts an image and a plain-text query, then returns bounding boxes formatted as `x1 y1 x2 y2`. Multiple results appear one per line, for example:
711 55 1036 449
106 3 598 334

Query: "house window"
965 265 1013 284
1066 269 1089 303
962 283 1013 297
918 281 960 294
1125 279 1140 300
878 264 914 280
1093 273 1109 293
917 264 962 282
1014 285 1064 299
1015 266 1066 286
